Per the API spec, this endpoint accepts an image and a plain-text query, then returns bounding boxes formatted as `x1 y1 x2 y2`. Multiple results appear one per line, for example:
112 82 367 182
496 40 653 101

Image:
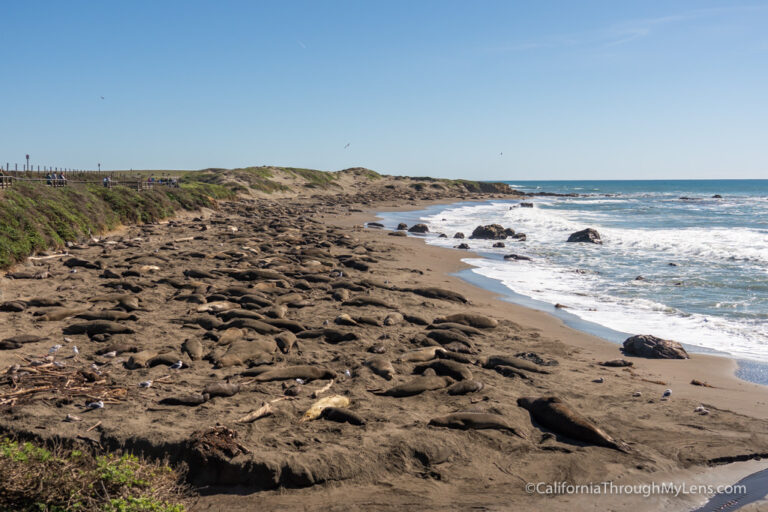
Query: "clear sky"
1 1 767 180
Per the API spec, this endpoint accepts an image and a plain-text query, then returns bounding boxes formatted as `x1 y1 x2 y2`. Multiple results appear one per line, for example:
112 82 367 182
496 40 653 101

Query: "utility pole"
98 163 101 172
25 154 29 172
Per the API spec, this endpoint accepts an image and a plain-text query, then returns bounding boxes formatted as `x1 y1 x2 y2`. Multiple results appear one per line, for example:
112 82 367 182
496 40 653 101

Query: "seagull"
139 380 152 388
295 378 305 385
499 152 503 156
86 400 104 409
49 344 62 354
100 96 105 100
73 346 79 355
169 360 183 370
662 389 672 399
344 143 350 149
102 351 117 358
592 377 604 383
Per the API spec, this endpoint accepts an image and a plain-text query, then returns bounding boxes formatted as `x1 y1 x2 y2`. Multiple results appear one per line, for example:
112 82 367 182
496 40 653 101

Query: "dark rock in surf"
470 224 515 240
566 228 602 244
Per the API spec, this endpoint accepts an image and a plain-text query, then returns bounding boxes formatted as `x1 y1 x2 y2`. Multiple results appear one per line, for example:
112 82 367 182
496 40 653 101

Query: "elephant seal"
517 396 629 452
181 338 204 360
480 355 551 374
251 365 334 383
414 360 472 381
433 313 497 329
75 311 138 322
365 356 395 380
159 393 209 406
320 407 366 426
398 347 446 362
203 382 240 398
377 376 454 397
446 379 484 395
406 287 467 303
0 334 47 350
37 307 90 322
275 331 297 354
63 321 135 336
429 412 525 438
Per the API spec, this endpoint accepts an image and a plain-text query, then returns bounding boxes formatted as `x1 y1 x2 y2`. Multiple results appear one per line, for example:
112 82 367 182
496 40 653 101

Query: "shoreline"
367 197 768 387
2 188 768 512
329 201 768 419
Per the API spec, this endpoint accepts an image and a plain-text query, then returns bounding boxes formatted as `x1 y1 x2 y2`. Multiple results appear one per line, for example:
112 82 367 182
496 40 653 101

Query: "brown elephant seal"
433 313 497 329
75 311 138 322
181 338 204 360
252 365 334 383
0 334 47 350
376 376 454 397
320 407 366 426
37 307 91 322
446 380 484 395
414 360 472 381
365 356 395 380
63 321 135 336
480 355 551 374
159 393 209 406
517 396 629 453
203 382 241 397
429 412 525 438
275 331 297 354
398 347 446 362
407 287 467 303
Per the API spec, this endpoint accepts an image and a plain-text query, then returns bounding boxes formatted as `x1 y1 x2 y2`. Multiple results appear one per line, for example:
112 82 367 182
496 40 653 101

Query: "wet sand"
1 184 767 512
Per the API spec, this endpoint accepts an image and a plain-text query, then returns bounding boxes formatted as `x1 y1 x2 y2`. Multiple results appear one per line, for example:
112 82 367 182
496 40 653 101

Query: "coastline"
330 201 768 419
2 188 767 512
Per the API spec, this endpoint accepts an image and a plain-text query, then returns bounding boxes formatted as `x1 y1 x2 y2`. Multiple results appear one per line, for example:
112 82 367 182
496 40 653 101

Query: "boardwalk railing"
0 175 180 191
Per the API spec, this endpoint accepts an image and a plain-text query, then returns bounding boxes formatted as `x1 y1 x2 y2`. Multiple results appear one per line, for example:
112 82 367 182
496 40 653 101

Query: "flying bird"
344 143 351 149
100 96 105 100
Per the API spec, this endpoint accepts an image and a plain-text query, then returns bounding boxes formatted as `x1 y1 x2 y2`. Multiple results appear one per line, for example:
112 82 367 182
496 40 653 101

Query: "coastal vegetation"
0 180 233 268
0 437 189 512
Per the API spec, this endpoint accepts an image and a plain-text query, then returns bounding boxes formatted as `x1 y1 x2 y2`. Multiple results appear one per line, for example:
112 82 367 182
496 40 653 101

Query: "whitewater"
378 180 768 363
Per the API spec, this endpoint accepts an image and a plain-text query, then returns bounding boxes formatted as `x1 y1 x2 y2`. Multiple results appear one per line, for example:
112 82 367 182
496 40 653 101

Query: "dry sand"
1 184 767 512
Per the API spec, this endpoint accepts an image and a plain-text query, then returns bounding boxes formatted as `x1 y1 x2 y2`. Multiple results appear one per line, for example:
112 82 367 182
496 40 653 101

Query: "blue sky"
1 1 767 179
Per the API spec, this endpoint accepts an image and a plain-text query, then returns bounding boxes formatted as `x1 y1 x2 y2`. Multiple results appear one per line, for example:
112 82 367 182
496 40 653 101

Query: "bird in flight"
100 96 105 100
344 143 351 149
499 152 503 156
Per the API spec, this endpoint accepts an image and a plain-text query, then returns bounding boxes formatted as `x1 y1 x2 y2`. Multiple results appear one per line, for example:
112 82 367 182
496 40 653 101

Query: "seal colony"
1 174 768 511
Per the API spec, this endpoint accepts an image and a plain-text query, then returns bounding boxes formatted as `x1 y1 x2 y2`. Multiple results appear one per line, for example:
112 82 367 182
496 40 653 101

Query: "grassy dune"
0 181 234 268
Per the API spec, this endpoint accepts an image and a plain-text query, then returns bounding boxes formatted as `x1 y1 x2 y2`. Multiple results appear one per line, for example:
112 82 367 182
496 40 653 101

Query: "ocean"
377 180 768 378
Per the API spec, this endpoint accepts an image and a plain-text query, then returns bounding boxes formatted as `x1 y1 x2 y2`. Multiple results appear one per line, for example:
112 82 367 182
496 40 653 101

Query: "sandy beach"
1 181 767 511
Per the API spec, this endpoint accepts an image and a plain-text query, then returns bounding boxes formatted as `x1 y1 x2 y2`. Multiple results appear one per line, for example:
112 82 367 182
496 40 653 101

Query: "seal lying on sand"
429 412 526 438
250 365 334 383
517 396 629 452
376 376 454 397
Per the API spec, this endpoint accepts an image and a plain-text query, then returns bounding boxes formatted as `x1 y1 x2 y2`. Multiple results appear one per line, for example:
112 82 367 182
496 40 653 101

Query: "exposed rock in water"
455 243 470 250
492 242 505 248
566 228 602 244
503 254 531 261
622 335 689 359
453 232 465 239
519 202 534 208
408 224 429 234
470 224 515 240
396 223 408 230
